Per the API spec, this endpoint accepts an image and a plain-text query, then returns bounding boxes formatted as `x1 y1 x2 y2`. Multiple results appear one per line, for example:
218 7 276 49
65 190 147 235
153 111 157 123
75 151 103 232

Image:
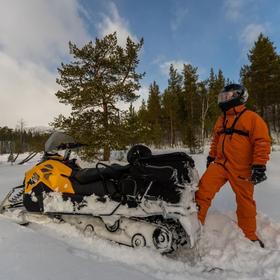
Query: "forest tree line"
53 32 280 160
128 33 280 153
1 33 280 160
0 124 50 155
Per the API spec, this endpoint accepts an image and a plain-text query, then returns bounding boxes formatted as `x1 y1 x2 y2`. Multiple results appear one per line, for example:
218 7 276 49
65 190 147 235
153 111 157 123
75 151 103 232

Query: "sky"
1 0 280 128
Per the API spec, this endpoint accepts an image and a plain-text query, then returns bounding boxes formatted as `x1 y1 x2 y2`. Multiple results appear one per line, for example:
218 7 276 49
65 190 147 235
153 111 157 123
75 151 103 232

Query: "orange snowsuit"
195 104 271 240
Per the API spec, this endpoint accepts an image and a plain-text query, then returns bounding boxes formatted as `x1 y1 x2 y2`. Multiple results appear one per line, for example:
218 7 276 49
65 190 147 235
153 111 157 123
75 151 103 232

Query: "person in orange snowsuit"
195 84 271 247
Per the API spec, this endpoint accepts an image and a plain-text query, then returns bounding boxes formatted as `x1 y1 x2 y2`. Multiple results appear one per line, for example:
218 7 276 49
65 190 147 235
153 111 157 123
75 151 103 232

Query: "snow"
0 218 156 280
1 150 280 279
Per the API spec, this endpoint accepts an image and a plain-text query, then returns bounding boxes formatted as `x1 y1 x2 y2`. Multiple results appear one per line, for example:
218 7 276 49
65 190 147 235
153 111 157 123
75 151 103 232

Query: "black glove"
251 165 267 185
206 156 215 168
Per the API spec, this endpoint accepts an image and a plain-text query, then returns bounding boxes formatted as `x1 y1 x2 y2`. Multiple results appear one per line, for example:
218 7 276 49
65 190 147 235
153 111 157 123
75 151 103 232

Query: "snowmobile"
0 132 201 254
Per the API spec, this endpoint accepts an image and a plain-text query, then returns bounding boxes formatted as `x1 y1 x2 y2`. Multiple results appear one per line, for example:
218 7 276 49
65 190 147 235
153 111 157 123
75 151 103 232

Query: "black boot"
251 239 265 248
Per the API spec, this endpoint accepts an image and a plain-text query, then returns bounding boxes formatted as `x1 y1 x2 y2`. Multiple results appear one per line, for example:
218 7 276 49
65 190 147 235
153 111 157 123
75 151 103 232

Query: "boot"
251 239 265 248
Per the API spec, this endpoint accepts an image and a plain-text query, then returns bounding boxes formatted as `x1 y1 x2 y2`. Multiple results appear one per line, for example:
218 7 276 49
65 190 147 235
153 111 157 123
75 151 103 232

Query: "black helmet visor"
218 90 239 104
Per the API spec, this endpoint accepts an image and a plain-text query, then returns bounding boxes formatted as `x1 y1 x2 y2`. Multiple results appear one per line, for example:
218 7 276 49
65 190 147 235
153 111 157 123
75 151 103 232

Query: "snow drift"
0 151 280 280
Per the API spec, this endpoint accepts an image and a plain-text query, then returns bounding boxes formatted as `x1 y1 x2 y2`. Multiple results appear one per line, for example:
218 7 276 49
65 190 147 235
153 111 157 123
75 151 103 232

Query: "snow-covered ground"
0 151 280 280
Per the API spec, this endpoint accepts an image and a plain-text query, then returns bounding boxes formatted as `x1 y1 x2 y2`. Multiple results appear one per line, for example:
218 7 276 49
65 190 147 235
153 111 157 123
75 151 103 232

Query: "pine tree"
136 99 151 143
146 81 162 147
15 119 26 153
52 33 144 160
205 68 225 136
123 104 147 145
240 33 280 136
0 126 13 154
197 80 208 147
180 64 201 152
162 65 182 146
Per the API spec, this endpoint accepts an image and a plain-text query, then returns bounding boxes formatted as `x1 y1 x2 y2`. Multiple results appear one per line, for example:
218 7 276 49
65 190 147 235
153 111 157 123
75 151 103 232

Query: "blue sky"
80 0 280 89
0 0 280 127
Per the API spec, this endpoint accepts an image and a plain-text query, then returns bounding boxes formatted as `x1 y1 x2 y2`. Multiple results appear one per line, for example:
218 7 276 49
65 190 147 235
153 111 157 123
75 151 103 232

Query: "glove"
251 165 267 185
206 156 215 168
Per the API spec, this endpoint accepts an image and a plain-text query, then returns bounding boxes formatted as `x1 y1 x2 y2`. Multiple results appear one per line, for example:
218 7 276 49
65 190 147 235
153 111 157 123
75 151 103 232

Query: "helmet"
127 144 152 165
218 84 248 111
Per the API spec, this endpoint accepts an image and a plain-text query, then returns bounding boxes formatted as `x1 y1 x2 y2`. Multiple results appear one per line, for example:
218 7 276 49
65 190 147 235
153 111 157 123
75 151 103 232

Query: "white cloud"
0 0 88 65
133 85 150 109
241 23 266 48
0 0 90 128
160 60 190 77
0 52 70 128
171 6 188 31
97 2 138 47
224 0 244 21
159 60 206 81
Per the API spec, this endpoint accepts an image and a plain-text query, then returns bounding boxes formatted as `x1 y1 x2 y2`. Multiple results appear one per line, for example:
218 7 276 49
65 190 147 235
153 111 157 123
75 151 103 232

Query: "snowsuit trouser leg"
228 173 257 240
195 163 227 224
195 163 258 240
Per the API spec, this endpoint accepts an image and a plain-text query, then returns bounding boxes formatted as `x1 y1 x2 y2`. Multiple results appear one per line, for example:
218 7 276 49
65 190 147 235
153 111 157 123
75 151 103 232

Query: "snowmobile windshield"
218 90 239 104
45 132 76 152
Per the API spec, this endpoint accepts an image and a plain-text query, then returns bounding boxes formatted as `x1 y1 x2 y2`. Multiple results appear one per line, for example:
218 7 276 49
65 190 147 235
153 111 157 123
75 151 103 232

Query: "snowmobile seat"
72 164 176 202
73 164 131 185
69 164 130 198
70 178 118 197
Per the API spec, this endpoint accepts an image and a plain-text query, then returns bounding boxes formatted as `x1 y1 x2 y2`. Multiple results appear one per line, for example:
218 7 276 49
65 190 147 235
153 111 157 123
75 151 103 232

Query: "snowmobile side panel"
24 159 75 194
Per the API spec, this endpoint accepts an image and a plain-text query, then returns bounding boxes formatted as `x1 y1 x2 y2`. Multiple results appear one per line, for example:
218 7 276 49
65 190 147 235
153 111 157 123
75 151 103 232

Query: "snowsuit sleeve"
250 114 271 166
209 117 222 159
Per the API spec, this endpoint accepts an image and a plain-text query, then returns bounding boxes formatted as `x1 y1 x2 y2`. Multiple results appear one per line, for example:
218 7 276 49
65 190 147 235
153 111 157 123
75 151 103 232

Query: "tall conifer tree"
205 68 225 134
146 81 162 146
180 64 201 152
240 33 280 132
52 33 144 160
162 65 182 146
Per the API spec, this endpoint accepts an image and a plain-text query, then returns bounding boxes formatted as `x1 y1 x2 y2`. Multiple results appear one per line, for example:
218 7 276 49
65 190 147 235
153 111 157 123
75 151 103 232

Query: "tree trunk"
272 105 276 133
103 100 110 161
201 117 205 149
200 94 210 151
170 113 175 147
103 144 110 161
201 97 205 149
